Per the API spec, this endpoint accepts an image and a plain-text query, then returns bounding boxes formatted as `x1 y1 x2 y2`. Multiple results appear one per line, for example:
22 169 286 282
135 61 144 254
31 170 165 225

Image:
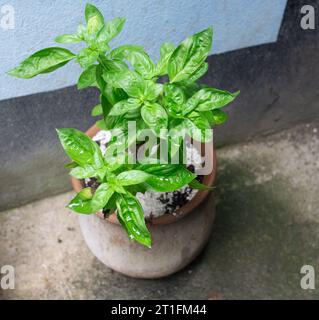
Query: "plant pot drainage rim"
71 124 216 226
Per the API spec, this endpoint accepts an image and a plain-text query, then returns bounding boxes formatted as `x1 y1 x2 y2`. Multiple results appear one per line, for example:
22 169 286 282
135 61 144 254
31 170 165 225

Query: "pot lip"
71 124 217 226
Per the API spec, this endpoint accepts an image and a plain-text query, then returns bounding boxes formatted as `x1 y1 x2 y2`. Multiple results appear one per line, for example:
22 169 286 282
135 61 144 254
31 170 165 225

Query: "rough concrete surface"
1 120 319 300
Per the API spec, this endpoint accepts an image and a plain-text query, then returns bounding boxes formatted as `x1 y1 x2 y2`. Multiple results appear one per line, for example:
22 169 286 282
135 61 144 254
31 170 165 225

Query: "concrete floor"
1 120 319 300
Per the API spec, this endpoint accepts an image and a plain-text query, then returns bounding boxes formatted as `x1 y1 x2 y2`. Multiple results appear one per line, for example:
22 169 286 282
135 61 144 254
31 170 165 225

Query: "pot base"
78 193 215 279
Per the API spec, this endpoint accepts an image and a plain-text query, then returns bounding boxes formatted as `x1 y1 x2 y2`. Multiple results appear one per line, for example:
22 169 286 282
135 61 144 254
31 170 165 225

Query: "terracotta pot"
73 125 217 279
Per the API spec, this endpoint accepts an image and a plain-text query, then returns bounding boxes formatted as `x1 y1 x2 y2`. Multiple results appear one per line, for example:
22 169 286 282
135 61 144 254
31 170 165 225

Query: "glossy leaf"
91 183 114 210
183 89 211 115
99 55 128 73
96 119 107 130
163 83 186 117
56 128 104 168
141 103 168 136
7 47 76 78
143 81 163 101
186 62 208 83
116 193 151 248
105 86 128 106
155 42 175 76
185 112 212 142
135 163 179 176
210 109 229 125
109 98 141 116
55 33 82 44
77 64 97 89
85 3 104 35
117 170 150 186
168 28 213 83
97 17 126 43
64 162 78 169
195 88 240 111
108 44 144 60
76 48 99 68
189 179 213 190
69 165 96 179
126 50 154 78
145 165 196 192
104 69 145 98
66 187 94 214
91 103 103 116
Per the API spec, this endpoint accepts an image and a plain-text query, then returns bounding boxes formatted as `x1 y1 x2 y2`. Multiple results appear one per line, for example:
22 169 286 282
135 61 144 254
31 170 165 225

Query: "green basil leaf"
103 65 161 101
163 83 186 117
189 179 213 190
116 193 151 248
146 165 196 192
56 128 104 168
185 112 212 142
66 187 95 214
141 103 168 136
55 33 82 44
64 162 78 169
69 165 96 179
77 24 87 37
143 81 163 101
168 28 213 83
103 192 118 211
108 44 144 60
100 55 129 72
91 183 114 210
196 88 240 111
154 42 175 76
210 109 229 125
186 62 208 83
7 47 76 79
77 64 97 89
183 88 212 115
76 48 99 68
97 17 126 43
95 64 106 92
109 98 141 116
91 103 103 116
103 84 128 105
117 170 150 186
104 69 145 98
112 184 127 194
126 50 154 78
96 119 107 130
135 163 179 175
85 3 104 35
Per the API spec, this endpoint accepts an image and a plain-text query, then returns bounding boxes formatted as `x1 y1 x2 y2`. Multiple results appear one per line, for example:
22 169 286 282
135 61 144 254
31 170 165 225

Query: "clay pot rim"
71 124 217 226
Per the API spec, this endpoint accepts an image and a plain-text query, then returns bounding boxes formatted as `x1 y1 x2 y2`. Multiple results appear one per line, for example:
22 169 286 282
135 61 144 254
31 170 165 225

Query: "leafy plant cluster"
9 4 239 247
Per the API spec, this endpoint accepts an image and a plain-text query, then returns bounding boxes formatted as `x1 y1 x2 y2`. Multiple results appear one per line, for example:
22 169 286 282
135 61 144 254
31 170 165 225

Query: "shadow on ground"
1 120 319 299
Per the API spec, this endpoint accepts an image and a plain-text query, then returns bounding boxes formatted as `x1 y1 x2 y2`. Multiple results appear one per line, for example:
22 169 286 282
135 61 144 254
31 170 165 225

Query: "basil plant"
8 3 239 247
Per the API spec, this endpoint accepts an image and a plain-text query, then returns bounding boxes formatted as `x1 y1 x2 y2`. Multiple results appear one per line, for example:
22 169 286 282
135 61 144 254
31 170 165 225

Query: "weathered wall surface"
1 0 287 100
2 0 319 211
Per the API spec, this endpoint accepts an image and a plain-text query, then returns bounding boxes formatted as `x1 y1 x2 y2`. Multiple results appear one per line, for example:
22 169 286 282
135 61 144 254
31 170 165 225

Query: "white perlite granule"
93 130 202 218
92 130 111 155
136 185 198 219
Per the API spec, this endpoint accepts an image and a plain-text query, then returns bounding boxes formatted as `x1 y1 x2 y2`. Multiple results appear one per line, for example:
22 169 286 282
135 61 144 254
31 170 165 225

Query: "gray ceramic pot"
73 125 217 279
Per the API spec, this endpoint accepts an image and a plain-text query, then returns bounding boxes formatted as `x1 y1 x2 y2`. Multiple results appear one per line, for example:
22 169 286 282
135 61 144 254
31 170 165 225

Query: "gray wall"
1 0 319 211
1 0 286 100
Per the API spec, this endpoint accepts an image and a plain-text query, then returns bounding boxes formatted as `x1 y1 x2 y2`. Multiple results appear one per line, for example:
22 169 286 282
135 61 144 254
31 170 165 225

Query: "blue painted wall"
0 0 287 100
